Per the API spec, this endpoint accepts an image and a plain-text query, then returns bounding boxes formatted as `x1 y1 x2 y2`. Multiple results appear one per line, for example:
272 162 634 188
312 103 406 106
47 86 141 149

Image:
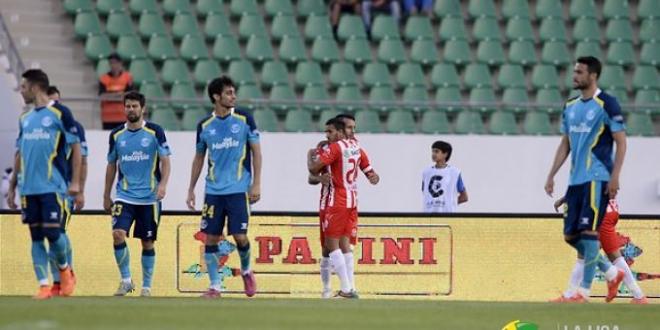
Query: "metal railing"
0 13 25 89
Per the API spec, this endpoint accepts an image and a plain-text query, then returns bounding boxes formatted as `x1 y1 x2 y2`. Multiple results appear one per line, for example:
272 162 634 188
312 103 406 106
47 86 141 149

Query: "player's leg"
319 209 333 298
134 202 160 297
324 208 354 297
228 193 256 297
600 221 646 303
24 195 52 299
49 196 73 296
111 202 135 296
340 208 358 294
551 186 585 302
41 193 75 296
200 194 224 298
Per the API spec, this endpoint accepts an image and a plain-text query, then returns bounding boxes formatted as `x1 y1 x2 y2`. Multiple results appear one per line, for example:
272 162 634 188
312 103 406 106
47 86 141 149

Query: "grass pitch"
0 297 657 330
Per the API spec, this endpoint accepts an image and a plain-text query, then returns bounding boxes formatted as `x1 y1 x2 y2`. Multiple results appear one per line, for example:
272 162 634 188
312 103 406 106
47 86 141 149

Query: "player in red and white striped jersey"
307 140 332 298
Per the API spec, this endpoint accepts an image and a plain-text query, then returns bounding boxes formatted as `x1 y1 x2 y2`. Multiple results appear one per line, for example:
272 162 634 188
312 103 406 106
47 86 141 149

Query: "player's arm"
553 196 567 212
103 162 116 212
187 122 207 210
309 144 338 175
155 127 172 201
608 131 626 199
6 151 20 210
74 124 88 210
359 148 379 185
457 174 468 204
544 135 570 196
60 109 82 195
307 148 324 185
249 141 262 204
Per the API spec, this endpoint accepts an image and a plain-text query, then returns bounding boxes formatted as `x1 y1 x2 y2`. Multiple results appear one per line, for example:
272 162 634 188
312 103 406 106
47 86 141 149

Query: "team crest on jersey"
586 109 596 121
50 211 58 220
569 111 575 119
41 116 53 127
209 129 216 136
231 124 240 134
120 140 127 147
141 137 151 147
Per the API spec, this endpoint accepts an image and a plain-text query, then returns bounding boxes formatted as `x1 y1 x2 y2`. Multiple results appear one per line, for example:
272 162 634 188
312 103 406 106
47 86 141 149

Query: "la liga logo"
502 320 539 330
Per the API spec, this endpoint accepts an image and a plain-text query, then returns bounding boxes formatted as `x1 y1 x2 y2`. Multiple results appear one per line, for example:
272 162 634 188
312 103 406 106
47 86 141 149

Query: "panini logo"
121 151 150 162
212 138 240 150
569 123 592 133
23 129 51 140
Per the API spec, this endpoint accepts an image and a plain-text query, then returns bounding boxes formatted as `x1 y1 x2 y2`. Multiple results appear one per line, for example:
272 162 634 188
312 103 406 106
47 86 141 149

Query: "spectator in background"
403 0 433 16
47 85 60 101
99 53 134 130
330 0 362 39
362 0 401 38
421 141 468 213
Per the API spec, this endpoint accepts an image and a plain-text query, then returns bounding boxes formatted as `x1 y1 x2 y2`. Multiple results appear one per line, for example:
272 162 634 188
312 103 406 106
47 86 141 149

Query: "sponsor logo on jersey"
22 128 51 140
569 123 592 133
211 137 240 150
121 151 150 162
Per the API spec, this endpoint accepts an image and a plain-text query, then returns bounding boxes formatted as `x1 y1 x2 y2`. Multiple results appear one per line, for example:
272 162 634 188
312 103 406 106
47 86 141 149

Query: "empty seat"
502 0 530 19
269 84 297 112
344 38 372 65
106 12 134 39
138 12 167 39
180 35 209 62
245 36 275 64
230 0 258 17
279 36 307 64
574 41 603 60
472 17 502 41
508 40 536 66
438 17 468 41
295 61 324 88
74 12 102 38
502 87 530 113
469 87 497 113
476 40 506 67
506 18 535 42
435 87 463 113
431 63 460 88
304 15 333 41
535 88 563 113
535 0 563 20
421 110 451 134
523 111 553 135
541 41 571 67
193 59 221 88
404 16 434 41
172 13 201 40
150 107 180 130
386 110 417 133
338 15 367 41
197 0 223 17
569 0 597 20
238 15 268 40
335 86 362 112
116 35 147 60
626 112 655 136
271 15 301 41
284 110 314 132
212 34 241 63
204 13 231 40
302 85 331 112
531 64 560 89
606 19 634 43
355 110 383 133
311 37 341 65
329 62 359 87
640 42 660 66
464 63 493 89
443 40 471 66
489 110 519 135
64 0 93 15
228 60 257 86
163 0 191 16
298 0 327 17
455 110 485 134
252 108 279 132
264 0 294 17
369 86 397 112
632 65 659 90
468 0 496 18
161 59 192 86
170 82 197 109
539 18 567 42
129 0 157 15
363 62 392 88
498 64 526 89
147 37 177 63
402 86 431 112
261 61 289 88
236 84 263 110
603 0 631 20
140 82 166 104
635 90 659 114
377 39 407 65
638 0 660 21
411 39 439 66
639 19 659 43
371 15 400 41
396 63 426 88
84 34 113 61
599 65 627 91
182 107 210 131
129 59 158 86
573 18 601 43
606 42 635 66
318 109 341 130
96 59 110 77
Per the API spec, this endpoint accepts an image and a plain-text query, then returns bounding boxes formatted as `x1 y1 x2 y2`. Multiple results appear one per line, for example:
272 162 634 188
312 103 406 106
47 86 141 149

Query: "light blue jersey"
108 121 171 204
17 100 80 195
65 120 88 183
560 89 625 186
196 108 260 195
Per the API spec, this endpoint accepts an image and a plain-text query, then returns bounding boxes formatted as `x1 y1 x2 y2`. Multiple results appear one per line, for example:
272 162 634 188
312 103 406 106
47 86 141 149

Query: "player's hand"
156 184 167 200
319 173 332 185
74 192 85 211
316 140 328 149
67 183 80 196
186 190 196 210
544 177 554 197
307 149 318 162
103 195 113 212
553 198 564 212
6 189 17 210
367 171 380 185
249 184 261 204
607 177 620 199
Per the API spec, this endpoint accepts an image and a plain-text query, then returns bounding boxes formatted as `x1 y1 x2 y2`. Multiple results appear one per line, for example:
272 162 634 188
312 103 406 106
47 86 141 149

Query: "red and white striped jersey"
319 139 373 209
316 145 331 211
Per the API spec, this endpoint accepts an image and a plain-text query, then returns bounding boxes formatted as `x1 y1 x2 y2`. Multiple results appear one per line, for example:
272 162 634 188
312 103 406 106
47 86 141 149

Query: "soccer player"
6 69 80 299
544 56 626 303
103 91 171 297
46 86 89 296
308 139 333 298
309 118 379 298
186 76 261 299
422 141 468 213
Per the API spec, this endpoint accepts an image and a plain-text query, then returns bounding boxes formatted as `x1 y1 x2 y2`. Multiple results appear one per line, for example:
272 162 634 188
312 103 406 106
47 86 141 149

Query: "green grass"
0 297 657 330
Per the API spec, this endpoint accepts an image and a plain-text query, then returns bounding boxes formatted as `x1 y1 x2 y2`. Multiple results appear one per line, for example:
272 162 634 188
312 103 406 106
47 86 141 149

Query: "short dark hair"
335 113 356 122
108 53 121 62
123 91 146 108
432 140 453 161
47 85 60 96
325 117 346 132
21 69 49 92
207 75 236 104
576 56 602 78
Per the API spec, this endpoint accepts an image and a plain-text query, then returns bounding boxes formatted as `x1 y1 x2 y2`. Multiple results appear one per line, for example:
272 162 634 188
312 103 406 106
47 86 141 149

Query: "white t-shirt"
421 164 465 213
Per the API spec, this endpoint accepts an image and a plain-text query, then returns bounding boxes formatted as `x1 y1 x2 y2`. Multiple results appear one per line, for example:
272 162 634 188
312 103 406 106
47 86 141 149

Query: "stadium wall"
0 68 22 171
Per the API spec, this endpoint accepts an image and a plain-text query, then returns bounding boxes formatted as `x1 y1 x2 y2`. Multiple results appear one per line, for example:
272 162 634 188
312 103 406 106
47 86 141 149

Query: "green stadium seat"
531 64 560 90
129 0 158 15
635 90 659 114
150 107 180 130
607 88 629 105
84 34 113 61
639 19 659 43
129 59 158 86
435 87 463 113
600 65 627 91
539 18 567 42
410 39 439 67
252 108 279 132
335 86 362 112
230 0 259 17
271 15 301 41
279 36 307 64
204 13 231 40
197 0 224 17
403 16 434 41
535 88 563 113
228 60 257 86
163 0 191 16
640 42 660 67
563 66 575 91
265 0 294 17
523 111 553 135
476 41 506 67
603 0 631 20
304 15 333 41
295 61 324 88
161 59 192 86
246 36 275 64
147 35 177 61
421 110 451 134
573 18 601 43
116 35 146 60
180 35 209 62
138 12 167 39
236 84 263 110
472 17 502 41
284 110 315 132
239 15 268 40
574 41 603 60
438 17 468 41
502 0 530 19
502 87 530 113
261 61 289 88
402 86 431 112
329 62 358 88
311 37 341 65
541 41 571 67
182 107 209 131
535 0 563 20
468 0 496 18
96 59 110 77
386 110 417 133
464 63 493 89
632 65 659 90
302 85 331 112
172 13 201 40
212 34 242 63
319 109 341 129
355 110 383 133
431 63 460 88
140 82 169 108
170 82 197 109
74 12 102 39
606 19 634 43
498 64 526 89
338 15 367 41
269 84 297 112
638 0 660 21
569 0 597 20
193 59 222 88
371 15 400 41
489 110 519 135
344 38 372 66
508 40 537 67
396 63 425 88
469 87 497 113
444 40 471 66
106 12 134 39
505 18 535 42
626 112 655 136
377 39 407 65
369 86 396 112
434 0 461 18
455 110 485 134
297 0 327 17
606 42 635 66
64 0 94 15
363 62 392 88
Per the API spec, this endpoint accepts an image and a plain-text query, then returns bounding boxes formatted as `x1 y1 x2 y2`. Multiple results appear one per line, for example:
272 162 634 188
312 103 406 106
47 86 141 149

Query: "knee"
112 230 126 245
141 240 155 251
43 226 61 243
233 234 249 248
204 234 221 246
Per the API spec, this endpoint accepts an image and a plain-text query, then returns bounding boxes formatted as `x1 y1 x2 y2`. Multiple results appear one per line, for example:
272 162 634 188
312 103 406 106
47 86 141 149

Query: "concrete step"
17 46 79 60
0 0 57 13
5 21 71 36
0 10 68 25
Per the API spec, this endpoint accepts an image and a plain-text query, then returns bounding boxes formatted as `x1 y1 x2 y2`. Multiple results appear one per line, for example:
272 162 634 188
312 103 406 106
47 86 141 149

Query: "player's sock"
614 256 644 299
204 245 221 290
596 254 619 281
564 259 584 298
48 248 61 283
329 249 351 293
237 242 251 275
343 252 355 291
320 257 331 291
566 237 584 255
113 242 131 281
31 240 50 286
45 228 68 268
579 236 600 291
63 233 73 269
141 249 155 289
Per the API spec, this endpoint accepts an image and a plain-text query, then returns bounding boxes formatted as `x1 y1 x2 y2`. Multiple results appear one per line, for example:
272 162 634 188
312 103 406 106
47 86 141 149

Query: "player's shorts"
111 201 161 240
563 181 609 236
21 193 66 226
599 212 621 254
319 209 326 244
200 193 250 236
323 207 358 242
